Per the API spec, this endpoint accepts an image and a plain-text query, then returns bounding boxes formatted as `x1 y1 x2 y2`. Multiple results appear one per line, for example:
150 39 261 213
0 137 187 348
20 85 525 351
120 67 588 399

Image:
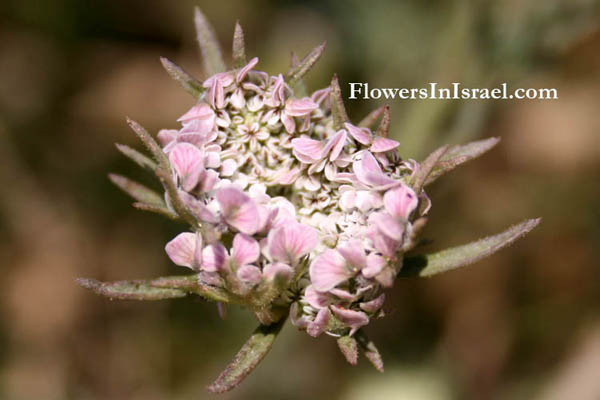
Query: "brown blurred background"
1 0 599 399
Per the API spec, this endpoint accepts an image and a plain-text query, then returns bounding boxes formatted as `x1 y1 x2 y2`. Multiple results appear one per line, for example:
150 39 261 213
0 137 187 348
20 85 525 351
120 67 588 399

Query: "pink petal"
354 190 382 212
230 88 246 109
236 264 262 286
285 98 318 117
157 129 178 147
203 73 233 109
329 288 359 301
309 249 352 292
370 136 400 153
201 243 228 272
291 137 323 163
203 72 234 89
330 306 369 336
169 143 204 191
232 233 260 267
304 285 332 309
165 232 197 268
375 213 406 241
344 122 372 145
337 240 367 269
236 57 259 82
307 308 331 337
327 130 347 161
352 151 395 187
362 254 386 278
257 206 278 233
339 190 356 211
281 112 296 134
360 294 385 313
290 302 310 329
178 190 218 223
177 103 215 123
311 87 330 105
268 223 318 265
220 159 238 176
276 166 302 185
216 186 260 235
198 169 219 193
268 74 286 107
383 184 418 219
262 262 294 283
366 222 400 257
375 267 395 288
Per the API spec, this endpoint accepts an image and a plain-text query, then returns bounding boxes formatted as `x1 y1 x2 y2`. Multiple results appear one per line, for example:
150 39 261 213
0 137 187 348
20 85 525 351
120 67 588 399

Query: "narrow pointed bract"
330 74 349 129
356 330 384 372
232 21 247 68
132 202 178 220
194 7 226 75
160 57 204 98
76 278 187 300
77 275 232 303
126 118 170 170
108 173 164 206
399 218 541 277
155 167 199 229
337 335 358 365
286 42 326 87
358 105 386 129
375 105 391 138
207 319 286 393
410 144 449 193
424 137 501 186
115 143 157 171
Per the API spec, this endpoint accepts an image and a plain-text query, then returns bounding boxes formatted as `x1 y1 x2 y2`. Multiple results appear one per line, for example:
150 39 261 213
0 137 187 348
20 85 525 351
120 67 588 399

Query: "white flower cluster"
160 57 430 335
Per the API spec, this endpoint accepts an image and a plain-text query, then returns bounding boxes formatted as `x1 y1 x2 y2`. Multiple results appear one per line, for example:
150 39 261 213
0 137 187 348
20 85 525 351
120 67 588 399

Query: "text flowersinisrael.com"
348 82 558 100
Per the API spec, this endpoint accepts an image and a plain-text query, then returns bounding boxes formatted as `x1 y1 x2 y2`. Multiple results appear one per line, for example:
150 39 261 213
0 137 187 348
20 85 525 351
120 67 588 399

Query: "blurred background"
1 0 599 399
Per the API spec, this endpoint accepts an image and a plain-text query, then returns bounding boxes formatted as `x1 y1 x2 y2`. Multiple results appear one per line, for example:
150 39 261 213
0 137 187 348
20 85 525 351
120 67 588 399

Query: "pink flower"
264 74 288 108
165 103 218 150
267 222 318 266
304 285 332 309
330 305 369 336
203 72 234 109
311 87 330 106
236 57 259 83
310 240 390 292
307 308 331 337
309 249 355 292
178 190 218 223
281 97 318 133
372 184 419 242
169 143 204 191
178 103 216 129
361 253 386 278
352 150 396 188
157 129 178 147
344 122 399 153
339 185 383 212
359 294 385 313
201 233 260 283
292 130 347 173
366 217 401 257
262 262 294 284
216 186 260 235
383 184 418 220
165 232 202 270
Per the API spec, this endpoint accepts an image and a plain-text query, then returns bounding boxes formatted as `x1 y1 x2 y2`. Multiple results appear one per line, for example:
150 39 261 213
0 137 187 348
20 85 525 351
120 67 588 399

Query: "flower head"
86 10 536 391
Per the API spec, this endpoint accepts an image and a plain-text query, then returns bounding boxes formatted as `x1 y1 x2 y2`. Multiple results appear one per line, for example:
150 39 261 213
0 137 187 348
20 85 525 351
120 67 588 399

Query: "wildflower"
79 8 539 393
